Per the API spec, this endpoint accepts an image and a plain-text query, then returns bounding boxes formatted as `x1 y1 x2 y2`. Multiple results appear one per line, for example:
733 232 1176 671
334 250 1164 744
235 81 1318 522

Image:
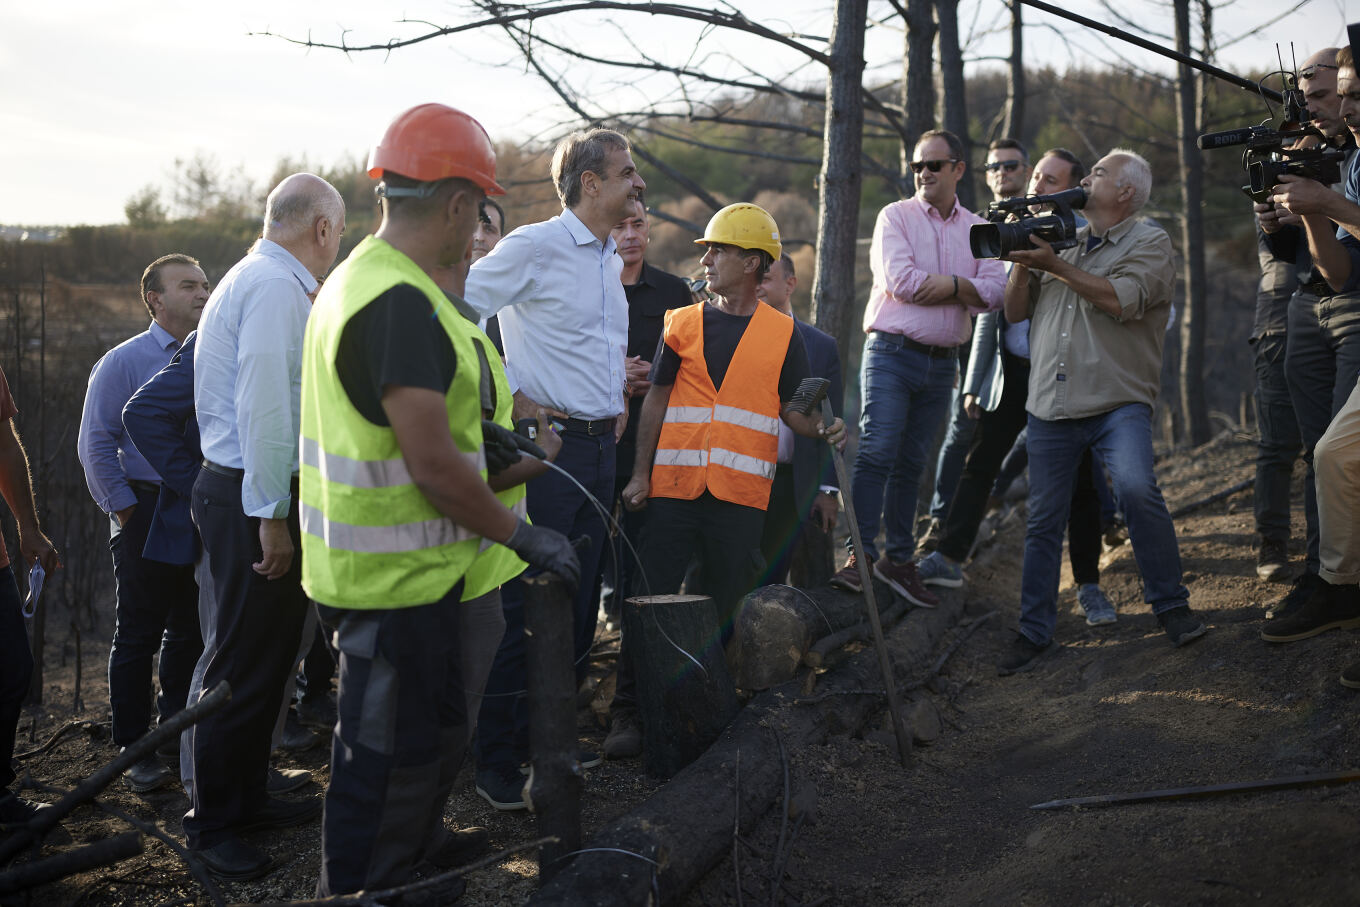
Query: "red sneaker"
873 558 939 608
830 554 868 593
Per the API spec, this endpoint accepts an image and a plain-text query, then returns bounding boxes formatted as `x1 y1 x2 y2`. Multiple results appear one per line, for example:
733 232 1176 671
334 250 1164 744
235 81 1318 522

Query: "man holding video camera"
1265 45 1360 644
998 149 1207 674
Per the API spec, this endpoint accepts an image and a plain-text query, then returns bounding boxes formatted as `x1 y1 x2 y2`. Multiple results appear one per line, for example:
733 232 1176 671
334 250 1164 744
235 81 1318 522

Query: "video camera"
1197 69 1345 202
969 187 1088 259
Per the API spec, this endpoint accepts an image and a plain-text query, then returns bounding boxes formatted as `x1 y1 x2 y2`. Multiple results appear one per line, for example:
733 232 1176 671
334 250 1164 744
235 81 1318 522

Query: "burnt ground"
5 432 1360 906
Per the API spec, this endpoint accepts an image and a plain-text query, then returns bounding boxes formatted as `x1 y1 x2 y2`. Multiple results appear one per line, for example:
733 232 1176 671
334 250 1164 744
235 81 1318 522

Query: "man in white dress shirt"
184 173 345 879
465 128 643 809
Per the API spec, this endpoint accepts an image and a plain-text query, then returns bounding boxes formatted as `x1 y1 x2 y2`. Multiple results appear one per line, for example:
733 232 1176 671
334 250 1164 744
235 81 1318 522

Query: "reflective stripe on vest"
300 435 482 488
300 503 480 554
649 301 793 510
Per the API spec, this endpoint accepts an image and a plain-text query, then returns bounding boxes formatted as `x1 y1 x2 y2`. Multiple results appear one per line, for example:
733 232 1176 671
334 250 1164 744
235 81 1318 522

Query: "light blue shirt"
77 321 180 514
194 239 316 519
466 208 627 420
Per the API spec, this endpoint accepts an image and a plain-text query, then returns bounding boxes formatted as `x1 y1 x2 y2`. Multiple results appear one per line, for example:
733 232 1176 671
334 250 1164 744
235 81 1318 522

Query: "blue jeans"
1253 332 1302 542
1019 405 1188 644
928 383 978 521
849 334 957 563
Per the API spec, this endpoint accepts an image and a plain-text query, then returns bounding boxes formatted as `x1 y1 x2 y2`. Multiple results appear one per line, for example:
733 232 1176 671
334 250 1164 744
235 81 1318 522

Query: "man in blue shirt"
77 253 207 794
465 129 643 809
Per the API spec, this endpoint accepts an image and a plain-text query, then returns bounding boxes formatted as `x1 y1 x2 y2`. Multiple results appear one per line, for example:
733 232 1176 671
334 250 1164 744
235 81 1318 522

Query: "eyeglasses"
909 159 959 174
1300 62 1339 80
984 160 1024 173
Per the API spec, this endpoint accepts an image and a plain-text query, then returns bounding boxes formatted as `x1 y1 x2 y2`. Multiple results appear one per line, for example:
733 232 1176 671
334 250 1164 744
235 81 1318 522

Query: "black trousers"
183 469 308 849
758 464 799 586
107 483 200 747
614 491 765 714
315 585 467 896
938 354 1101 585
0 566 31 790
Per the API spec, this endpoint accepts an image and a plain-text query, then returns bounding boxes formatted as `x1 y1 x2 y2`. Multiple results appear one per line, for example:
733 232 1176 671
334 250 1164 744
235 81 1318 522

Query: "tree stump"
622 594 739 779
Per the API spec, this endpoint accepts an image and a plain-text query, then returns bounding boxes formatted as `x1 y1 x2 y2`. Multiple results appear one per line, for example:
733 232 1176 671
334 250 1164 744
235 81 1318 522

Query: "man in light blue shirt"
465 128 643 809
77 253 208 794
184 173 345 880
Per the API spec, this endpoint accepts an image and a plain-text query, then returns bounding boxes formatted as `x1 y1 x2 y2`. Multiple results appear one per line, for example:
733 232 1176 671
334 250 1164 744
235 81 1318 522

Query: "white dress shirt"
194 239 316 519
465 208 627 420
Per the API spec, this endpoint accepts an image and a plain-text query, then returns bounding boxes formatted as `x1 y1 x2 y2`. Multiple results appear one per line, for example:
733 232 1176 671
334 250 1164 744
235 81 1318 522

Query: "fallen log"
624 594 739 779
527 591 972 905
0 832 143 894
0 682 231 865
802 598 911 669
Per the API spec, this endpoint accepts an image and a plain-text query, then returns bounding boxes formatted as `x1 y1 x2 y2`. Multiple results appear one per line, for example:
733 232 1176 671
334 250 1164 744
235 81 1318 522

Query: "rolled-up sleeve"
968 257 1007 313
1107 230 1174 323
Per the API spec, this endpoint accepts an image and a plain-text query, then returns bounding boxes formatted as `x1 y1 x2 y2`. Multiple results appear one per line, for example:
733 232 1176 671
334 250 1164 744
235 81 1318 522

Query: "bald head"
262 173 346 277
1303 47 1342 72
1300 47 1345 137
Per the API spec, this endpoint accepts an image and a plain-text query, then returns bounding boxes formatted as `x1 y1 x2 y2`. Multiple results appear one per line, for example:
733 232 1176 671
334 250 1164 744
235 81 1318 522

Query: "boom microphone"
1196 127 1262 150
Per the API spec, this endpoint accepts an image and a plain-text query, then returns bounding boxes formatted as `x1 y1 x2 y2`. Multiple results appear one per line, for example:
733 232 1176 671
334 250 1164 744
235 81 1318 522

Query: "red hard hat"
367 103 506 195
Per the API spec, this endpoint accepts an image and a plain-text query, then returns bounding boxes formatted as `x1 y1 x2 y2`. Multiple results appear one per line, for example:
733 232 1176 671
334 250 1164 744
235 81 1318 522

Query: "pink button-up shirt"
862 195 1007 346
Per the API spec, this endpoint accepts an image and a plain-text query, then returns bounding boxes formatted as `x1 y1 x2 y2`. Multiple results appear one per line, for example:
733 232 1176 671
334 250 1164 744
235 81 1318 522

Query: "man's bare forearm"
0 421 41 533
631 384 672 478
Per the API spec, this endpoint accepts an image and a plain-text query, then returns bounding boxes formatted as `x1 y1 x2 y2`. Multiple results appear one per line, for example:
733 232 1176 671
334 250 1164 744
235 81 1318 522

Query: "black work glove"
505 519 581 594
482 420 547 475
785 377 831 416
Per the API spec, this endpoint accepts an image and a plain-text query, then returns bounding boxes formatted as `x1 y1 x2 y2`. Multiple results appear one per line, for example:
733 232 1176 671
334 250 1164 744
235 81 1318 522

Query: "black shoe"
277 710 319 752
191 835 274 880
423 826 490 869
1267 572 1324 621
233 795 322 834
155 738 180 767
266 766 311 795
1158 606 1208 647
296 694 338 731
122 750 173 793
1261 581 1360 643
475 764 528 811
0 791 50 825
997 633 1058 675
603 713 642 759
1256 535 1290 581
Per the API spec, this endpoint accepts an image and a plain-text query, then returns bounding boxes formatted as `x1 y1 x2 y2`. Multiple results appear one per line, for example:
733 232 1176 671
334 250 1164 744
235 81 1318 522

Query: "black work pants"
614 491 765 715
315 585 467 897
0 566 30 790
937 354 1101 584
107 483 200 747
758 464 800 586
183 469 308 849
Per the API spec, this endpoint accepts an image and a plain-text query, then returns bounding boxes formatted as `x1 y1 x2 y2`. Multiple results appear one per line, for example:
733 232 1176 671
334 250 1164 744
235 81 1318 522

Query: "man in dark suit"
756 253 843 584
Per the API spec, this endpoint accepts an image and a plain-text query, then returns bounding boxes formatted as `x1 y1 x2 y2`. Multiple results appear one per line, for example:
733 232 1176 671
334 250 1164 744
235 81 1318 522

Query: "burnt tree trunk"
788 522 834 591
1175 0 1210 445
901 0 937 180
1002 0 1025 140
523 573 581 882
622 594 739 779
933 0 974 211
810 0 868 366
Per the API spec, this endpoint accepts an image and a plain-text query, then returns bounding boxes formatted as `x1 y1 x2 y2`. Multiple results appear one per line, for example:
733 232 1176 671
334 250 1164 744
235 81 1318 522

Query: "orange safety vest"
650 301 793 511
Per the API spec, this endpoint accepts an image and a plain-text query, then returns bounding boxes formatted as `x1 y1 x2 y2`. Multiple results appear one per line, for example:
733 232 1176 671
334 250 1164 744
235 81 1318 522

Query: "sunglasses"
984 160 1024 173
1299 62 1339 80
909 158 959 174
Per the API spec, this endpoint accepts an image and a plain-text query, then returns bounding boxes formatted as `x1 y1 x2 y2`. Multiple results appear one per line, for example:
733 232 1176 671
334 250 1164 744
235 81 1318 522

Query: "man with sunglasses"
998 149 1207 675
920 139 1032 554
831 129 1005 605
1264 46 1360 649
1256 48 1357 621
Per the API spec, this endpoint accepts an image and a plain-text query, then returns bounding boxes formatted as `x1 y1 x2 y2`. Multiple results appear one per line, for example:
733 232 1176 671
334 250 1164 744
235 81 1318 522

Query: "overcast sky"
3 0 1351 226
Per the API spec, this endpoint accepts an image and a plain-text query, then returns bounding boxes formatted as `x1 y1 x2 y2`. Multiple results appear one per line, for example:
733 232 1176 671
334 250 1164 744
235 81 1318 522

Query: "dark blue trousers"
107 483 200 747
0 566 31 790
476 428 614 770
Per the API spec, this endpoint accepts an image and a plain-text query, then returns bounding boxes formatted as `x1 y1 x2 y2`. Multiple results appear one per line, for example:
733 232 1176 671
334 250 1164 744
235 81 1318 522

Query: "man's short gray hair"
1109 148 1152 212
263 173 344 241
551 129 630 209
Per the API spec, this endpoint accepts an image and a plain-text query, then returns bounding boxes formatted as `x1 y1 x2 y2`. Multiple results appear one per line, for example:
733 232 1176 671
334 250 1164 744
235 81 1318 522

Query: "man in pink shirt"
830 129 1005 603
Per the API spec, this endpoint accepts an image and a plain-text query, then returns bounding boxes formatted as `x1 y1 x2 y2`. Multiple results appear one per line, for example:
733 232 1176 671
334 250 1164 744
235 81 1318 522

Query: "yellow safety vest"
300 236 485 609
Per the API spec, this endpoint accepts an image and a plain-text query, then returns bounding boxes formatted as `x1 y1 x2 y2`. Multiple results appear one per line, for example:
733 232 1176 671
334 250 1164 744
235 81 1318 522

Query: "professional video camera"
969 187 1088 259
1197 68 1346 202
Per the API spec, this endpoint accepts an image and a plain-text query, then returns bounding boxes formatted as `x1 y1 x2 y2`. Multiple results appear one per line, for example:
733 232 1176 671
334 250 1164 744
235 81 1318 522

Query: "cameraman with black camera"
1259 46 1360 654
993 149 1207 675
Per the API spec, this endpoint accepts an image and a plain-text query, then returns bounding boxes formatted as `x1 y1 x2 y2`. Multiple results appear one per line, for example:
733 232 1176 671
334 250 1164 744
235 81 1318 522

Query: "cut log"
523 573 581 882
623 594 739 779
729 583 911 689
0 832 143 894
528 590 969 906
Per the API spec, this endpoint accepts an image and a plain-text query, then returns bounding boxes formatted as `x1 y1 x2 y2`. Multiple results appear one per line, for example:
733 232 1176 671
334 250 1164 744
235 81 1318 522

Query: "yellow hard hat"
694 203 782 260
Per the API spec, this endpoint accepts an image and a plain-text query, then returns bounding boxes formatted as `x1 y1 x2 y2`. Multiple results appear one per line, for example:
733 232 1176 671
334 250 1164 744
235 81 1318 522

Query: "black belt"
1004 351 1031 366
560 417 614 436
128 479 160 495
201 459 244 479
870 330 958 359
1300 278 1334 298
